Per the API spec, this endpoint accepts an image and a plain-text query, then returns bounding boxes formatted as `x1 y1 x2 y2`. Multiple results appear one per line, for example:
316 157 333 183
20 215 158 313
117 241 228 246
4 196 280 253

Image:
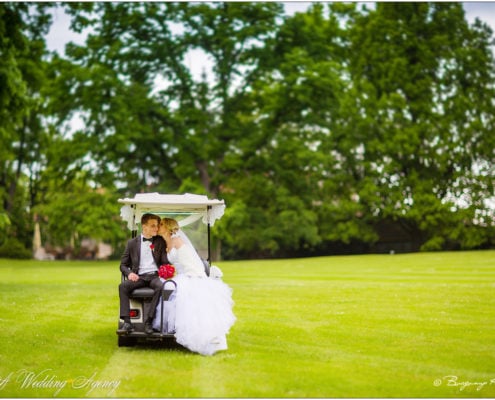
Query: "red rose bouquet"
159 264 175 279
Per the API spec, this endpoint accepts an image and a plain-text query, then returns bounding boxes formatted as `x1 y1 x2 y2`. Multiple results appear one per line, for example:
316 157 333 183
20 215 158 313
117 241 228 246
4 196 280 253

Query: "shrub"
0 238 32 259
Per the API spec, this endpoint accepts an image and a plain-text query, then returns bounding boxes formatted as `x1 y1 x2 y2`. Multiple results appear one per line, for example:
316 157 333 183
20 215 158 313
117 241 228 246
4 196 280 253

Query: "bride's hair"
161 218 180 234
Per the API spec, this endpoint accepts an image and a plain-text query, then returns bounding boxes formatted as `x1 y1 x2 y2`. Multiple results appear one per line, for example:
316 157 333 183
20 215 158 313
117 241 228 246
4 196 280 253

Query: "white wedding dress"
152 233 236 356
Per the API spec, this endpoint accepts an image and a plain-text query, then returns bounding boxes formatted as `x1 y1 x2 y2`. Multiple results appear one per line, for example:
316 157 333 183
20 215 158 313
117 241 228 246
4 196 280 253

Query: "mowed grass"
0 250 494 398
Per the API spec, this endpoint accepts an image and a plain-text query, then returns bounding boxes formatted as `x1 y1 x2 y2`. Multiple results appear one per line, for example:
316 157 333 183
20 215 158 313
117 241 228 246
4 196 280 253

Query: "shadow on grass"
115 335 194 354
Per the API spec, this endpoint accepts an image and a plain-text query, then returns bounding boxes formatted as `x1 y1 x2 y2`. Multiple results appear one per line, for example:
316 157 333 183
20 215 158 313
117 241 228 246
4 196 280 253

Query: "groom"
117 213 169 335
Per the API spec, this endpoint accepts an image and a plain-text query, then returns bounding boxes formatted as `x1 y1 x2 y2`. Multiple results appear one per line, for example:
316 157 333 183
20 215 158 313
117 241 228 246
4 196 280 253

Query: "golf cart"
116 192 226 347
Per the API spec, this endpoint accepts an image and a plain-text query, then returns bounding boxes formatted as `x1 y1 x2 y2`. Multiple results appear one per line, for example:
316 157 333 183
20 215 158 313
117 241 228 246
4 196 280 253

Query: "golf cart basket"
117 192 226 346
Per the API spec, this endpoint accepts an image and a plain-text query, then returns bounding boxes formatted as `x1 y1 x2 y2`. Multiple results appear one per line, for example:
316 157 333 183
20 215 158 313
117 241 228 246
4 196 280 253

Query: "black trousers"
119 274 163 321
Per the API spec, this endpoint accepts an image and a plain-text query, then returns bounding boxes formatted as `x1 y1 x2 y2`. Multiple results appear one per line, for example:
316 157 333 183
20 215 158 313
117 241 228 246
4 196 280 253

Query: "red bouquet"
159 264 175 279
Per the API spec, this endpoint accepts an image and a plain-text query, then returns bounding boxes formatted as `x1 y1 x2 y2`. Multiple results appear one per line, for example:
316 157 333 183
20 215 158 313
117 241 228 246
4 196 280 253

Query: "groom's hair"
141 213 160 226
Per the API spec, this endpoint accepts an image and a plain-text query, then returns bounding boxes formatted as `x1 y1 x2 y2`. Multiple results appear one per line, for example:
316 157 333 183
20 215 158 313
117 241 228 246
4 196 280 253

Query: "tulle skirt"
153 275 236 356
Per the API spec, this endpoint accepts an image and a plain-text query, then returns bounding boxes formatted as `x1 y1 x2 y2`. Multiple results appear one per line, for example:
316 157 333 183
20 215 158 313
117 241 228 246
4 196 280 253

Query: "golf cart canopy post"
118 193 226 263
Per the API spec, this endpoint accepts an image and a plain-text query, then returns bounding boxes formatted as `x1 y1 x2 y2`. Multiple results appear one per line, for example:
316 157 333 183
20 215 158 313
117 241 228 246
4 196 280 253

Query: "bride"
152 217 236 356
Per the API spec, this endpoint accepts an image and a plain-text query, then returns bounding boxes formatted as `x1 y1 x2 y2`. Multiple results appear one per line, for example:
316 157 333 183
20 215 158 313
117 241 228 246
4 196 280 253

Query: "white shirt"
139 235 158 275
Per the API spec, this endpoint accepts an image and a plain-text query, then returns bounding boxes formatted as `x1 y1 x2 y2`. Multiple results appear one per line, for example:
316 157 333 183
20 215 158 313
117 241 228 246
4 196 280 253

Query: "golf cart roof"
118 193 226 230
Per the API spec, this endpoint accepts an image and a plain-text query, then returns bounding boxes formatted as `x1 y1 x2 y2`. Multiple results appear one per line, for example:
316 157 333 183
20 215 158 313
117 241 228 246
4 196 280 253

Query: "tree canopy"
1 2 494 259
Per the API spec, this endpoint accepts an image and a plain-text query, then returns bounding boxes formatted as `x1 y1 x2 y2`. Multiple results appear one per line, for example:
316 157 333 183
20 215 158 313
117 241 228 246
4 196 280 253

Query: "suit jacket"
120 235 169 277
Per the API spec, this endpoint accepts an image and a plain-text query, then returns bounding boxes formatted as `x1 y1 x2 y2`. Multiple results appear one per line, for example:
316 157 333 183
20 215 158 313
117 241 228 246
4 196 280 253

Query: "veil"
172 229 207 273
174 230 195 253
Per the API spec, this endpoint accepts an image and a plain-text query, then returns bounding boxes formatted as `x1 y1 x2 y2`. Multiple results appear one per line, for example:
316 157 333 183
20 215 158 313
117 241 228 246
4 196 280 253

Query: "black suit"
119 235 169 321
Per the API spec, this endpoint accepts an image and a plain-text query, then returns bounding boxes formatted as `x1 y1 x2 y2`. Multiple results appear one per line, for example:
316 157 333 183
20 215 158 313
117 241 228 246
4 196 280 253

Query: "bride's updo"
161 218 180 235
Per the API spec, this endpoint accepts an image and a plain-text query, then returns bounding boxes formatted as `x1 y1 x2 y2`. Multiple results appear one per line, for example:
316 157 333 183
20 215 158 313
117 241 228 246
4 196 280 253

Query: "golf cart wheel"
118 336 137 347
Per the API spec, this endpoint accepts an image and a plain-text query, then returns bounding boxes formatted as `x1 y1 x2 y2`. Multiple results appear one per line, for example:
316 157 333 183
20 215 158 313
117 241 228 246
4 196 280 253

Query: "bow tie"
143 237 153 242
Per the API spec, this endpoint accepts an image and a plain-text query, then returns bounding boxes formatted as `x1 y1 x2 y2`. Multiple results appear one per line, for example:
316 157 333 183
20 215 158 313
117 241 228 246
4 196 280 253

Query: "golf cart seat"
120 273 161 298
130 287 156 298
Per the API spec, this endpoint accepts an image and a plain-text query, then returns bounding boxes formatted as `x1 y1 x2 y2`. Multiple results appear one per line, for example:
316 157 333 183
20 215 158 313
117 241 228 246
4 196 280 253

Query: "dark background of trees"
1 2 494 260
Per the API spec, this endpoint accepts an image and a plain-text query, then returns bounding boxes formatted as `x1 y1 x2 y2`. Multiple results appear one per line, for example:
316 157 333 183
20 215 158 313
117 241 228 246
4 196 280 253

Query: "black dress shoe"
144 321 154 334
117 322 134 335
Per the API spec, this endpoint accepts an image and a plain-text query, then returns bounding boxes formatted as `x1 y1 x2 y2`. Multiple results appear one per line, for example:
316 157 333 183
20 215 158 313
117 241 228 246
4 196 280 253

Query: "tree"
51 2 288 257
0 2 52 247
219 3 375 257
33 179 127 256
52 2 283 198
345 3 495 250
4 2 494 259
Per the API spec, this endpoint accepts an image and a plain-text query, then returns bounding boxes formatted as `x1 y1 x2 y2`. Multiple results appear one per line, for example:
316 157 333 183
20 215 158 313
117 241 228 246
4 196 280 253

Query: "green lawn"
0 250 494 398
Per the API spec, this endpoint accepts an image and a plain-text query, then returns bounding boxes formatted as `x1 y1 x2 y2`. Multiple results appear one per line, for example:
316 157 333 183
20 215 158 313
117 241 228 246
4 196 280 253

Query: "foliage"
55 2 284 197
0 2 52 249
0 237 32 259
1 252 494 397
1 2 494 258
344 3 495 250
0 212 10 229
33 182 127 251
